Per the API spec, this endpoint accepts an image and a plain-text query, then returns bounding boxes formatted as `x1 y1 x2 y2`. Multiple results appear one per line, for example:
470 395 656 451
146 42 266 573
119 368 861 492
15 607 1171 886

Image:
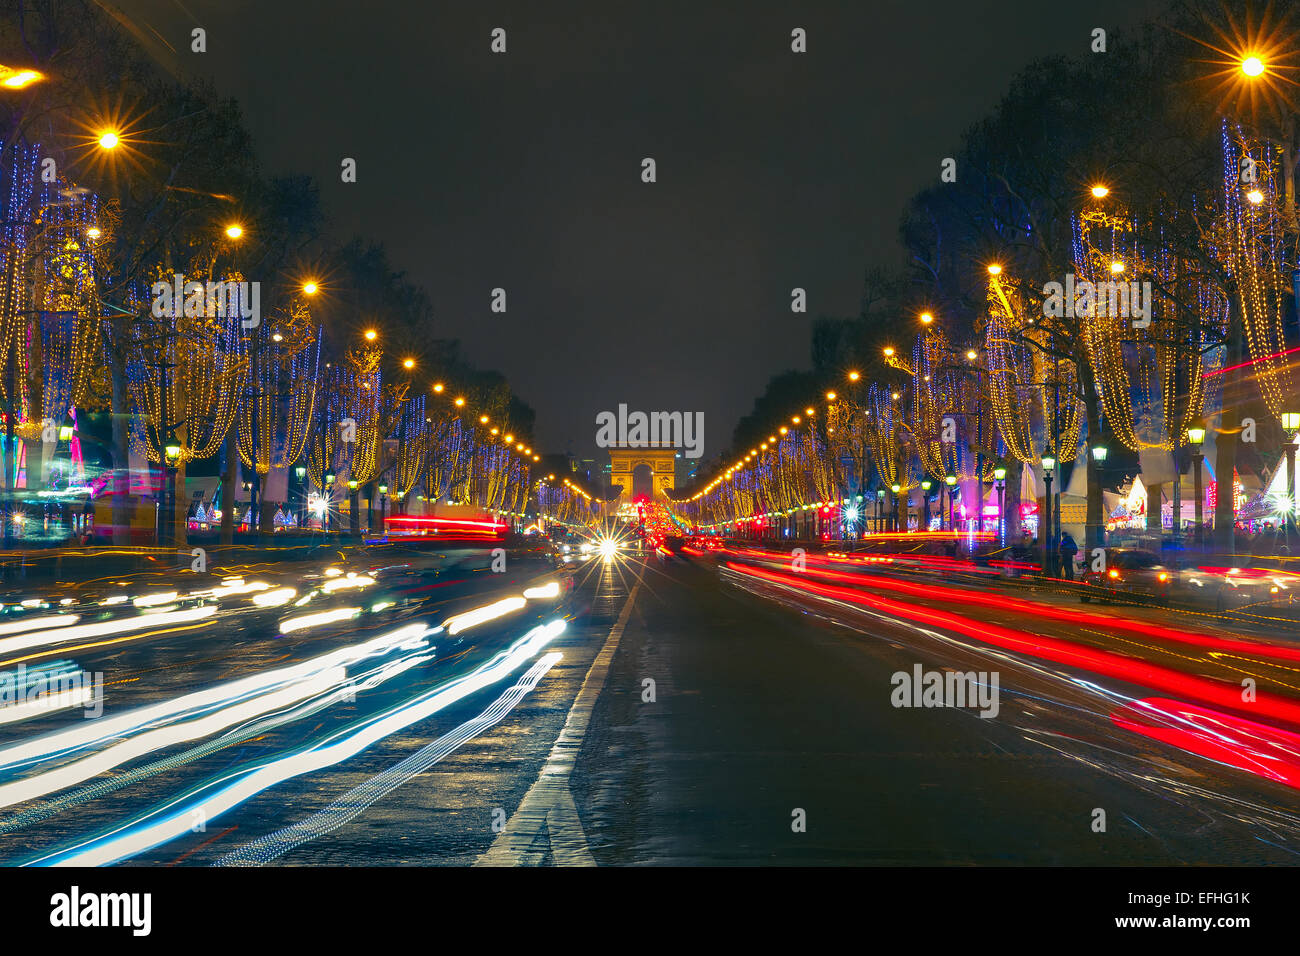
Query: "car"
1079 548 1172 605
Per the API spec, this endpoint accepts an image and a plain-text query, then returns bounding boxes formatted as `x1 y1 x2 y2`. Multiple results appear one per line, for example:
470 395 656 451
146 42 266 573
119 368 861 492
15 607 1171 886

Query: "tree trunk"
1079 358 1105 550
1146 483 1163 535
1004 459 1024 545
110 359 132 546
220 431 235 545
1213 295 1245 554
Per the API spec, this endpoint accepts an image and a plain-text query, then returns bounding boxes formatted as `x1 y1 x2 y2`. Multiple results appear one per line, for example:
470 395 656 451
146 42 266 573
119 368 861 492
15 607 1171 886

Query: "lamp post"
163 442 181 546
891 483 901 533
1090 443 1108 551
1041 454 1056 575
347 479 359 539
876 488 885 534
294 465 307 531
324 471 335 533
378 483 389 536
944 474 957 531
993 467 1007 547
1282 412 1300 535
920 480 932 531
1186 428 1205 549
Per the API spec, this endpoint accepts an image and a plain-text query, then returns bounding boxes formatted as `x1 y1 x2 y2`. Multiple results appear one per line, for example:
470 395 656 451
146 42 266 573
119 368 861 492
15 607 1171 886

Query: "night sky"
118 0 1165 464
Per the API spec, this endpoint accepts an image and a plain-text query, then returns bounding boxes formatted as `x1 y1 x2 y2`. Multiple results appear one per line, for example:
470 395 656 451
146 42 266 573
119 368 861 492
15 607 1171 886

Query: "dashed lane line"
476 578 641 866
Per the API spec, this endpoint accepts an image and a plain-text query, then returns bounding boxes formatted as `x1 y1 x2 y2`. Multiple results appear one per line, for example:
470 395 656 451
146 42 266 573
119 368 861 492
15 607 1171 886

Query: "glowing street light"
1247 188 1265 204
848 371 860 382
224 223 243 239
920 312 933 325
0 66 43 89
364 329 377 341
302 281 319 295
883 346 895 358
402 357 415 369
1241 56 1265 77
987 263 1002 276
97 130 120 150
1090 184 1109 199
85 227 101 239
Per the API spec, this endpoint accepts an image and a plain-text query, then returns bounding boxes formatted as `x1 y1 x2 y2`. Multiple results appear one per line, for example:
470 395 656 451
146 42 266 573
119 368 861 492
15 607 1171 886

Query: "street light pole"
944 474 956 532
1187 428 1205 550
1283 412 1300 536
1041 454 1056 575
994 467 1007 548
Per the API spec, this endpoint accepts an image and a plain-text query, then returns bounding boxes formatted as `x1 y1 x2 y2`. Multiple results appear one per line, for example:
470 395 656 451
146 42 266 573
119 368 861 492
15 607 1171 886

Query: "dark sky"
117 0 1165 464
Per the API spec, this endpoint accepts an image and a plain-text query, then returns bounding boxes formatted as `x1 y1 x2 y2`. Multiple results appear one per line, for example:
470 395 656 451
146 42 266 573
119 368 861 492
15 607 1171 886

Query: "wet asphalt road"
4 547 1300 865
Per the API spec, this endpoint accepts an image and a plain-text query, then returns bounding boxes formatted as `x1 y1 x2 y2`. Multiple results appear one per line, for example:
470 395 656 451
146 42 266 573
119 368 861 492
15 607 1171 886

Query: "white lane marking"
476 579 641 866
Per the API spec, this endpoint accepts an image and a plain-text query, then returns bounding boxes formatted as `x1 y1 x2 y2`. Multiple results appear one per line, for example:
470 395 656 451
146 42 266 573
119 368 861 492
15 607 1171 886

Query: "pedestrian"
1059 531 1078 580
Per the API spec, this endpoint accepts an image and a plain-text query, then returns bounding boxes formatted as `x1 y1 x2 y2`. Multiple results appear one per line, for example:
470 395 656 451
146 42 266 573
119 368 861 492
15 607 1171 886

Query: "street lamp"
920 479 932 530
97 130 120 150
1282 411 1300 532
944 474 957 531
1089 444 1108 550
993 467 1007 547
876 487 885 534
891 483 901 533
159 443 181 546
224 223 243 239
0 66 43 89
1187 426 1206 548
1041 454 1056 575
